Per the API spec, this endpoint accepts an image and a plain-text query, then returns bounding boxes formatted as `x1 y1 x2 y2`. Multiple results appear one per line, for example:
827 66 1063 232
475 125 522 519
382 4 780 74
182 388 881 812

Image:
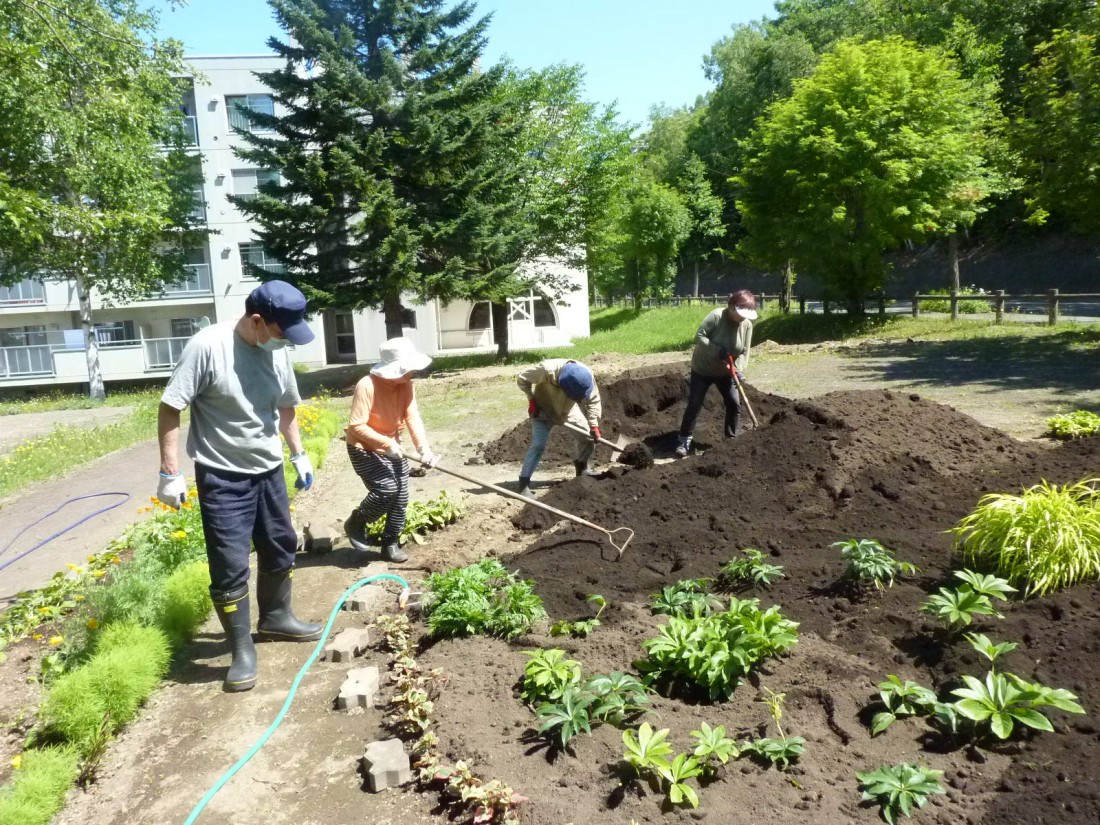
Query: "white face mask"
255 321 288 350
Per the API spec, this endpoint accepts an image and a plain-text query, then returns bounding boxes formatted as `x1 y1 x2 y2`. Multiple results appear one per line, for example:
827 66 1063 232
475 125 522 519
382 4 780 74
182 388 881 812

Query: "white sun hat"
370 337 432 379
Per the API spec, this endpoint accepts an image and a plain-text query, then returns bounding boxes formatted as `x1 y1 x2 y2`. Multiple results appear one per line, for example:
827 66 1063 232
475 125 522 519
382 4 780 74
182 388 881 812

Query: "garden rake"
403 452 635 559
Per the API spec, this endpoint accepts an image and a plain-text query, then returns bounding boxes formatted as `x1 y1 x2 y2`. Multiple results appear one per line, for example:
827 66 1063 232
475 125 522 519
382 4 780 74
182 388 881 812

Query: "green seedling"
964 633 1018 669
718 548 785 589
658 753 702 808
690 722 739 775
520 649 581 704
834 538 918 591
871 675 937 735
585 671 650 725
535 686 594 748
951 670 1085 739
550 594 607 638
1046 410 1100 440
953 570 1017 601
650 578 721 617
857 763 944 824
739 736 805 769
922 585 999 631
622 722 673 776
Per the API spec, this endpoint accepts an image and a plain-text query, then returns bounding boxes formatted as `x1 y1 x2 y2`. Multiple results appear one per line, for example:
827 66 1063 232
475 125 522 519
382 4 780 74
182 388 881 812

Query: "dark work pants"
195 462 297 593
678 370 741 439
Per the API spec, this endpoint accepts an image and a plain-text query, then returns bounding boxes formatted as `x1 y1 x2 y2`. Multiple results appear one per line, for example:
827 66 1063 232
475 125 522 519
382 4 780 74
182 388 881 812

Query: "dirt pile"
420 373 1100 825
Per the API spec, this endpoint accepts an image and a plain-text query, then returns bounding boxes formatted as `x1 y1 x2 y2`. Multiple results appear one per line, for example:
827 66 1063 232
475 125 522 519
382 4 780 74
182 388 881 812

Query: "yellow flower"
86 618 100 630
171 530 187 540
87 555 97 563
181 501 193 510
48 636 63 646
288 505 295 513
10 755 21 770
92 570 106 578
32 634 43 641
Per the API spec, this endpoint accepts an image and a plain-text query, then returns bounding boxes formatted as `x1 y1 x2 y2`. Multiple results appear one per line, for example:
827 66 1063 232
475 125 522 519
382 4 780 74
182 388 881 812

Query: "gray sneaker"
674 435 692 458
343 510 371 552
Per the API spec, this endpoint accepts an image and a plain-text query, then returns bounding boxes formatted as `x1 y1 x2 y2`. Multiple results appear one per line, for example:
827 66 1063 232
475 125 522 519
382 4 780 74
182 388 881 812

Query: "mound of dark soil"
422 378 1100 825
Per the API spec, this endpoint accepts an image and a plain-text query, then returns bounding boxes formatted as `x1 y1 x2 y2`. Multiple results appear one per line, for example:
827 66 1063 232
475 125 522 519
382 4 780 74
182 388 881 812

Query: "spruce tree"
236 0 520 338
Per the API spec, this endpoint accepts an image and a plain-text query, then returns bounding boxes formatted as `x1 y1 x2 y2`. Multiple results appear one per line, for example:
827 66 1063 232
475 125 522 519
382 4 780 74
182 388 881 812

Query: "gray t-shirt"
161 322 301 474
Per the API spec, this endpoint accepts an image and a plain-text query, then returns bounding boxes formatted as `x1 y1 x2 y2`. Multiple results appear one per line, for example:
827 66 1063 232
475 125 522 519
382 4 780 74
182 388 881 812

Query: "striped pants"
347 444 409 542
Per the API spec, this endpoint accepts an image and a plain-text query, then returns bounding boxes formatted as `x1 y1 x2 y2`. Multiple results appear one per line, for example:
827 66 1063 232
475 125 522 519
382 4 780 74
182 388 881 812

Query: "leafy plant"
1046 410 1100 440
535 687 594 748
374 613 413 653
424 559 547 640
520 649 581 704
922 586 998 631
690 722 738 775
857 763 944 824
740 736 806 769
622 722 673 776
870 676 938 735
951 478 1100 596
965 633 1018 669
658 753 703 808
432 761 527 824
953 570 1017 602
918 287 990 314
951 670 1085 739
835 539 918 591
585 672 650 725
550 594 607 638
367 491 465 545
650 578 721 617
717 548 785 589
638 599 798 700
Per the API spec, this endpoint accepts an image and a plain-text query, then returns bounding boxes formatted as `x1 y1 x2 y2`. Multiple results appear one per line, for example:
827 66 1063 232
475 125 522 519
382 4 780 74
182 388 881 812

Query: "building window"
333 311 356 355
400 307 417 329
171 318 200 338
93 320 136 346
0 278 45 304
231 168 280 202
226 94 275 133
0 325 47 347
468 302 491 330
533 297 556 328
239 242 287 278
507 291 558 328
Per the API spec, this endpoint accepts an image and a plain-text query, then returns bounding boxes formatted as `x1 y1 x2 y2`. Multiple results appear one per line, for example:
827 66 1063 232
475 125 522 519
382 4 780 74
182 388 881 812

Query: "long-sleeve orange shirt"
345 375 429 454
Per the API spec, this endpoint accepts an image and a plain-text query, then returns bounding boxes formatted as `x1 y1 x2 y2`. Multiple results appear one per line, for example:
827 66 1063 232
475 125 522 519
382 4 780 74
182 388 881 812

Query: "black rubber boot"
211 586 257 692
255 569 323 642
574 461 599 478
381 541 408 563
343 509 371 552
517 476 534 498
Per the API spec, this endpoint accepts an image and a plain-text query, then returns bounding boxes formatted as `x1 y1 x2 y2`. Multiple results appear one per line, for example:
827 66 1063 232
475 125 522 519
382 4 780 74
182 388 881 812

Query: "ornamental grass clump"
0 745 80 825
951 478 1100 596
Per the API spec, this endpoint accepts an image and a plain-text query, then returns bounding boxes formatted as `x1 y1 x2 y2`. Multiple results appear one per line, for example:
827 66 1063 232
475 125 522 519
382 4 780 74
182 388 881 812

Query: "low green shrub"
40 622 171 751
0 746 80 825
1046 410 1100 440
951 478 1100 596
424 559 546 640
918 288 990 314
368 491 465 546
158 561 212 646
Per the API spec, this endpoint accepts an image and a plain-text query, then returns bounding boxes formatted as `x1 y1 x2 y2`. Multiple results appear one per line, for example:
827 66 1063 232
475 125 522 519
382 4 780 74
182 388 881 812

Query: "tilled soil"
418 370 1100 825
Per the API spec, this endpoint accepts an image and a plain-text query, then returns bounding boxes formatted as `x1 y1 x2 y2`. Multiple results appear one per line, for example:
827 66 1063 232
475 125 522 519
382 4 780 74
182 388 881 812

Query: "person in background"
343 337 439 563
675 289 758 457
516 359 602 497
157 280 321 693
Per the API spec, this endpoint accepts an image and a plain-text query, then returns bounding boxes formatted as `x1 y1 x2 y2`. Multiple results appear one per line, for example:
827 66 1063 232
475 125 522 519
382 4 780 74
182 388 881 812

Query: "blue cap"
558 361 594 401
246 280 314 345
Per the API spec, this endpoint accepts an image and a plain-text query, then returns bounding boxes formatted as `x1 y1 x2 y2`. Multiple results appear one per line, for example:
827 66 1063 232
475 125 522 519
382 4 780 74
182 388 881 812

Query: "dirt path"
0 406 133 454
5 337 1098 824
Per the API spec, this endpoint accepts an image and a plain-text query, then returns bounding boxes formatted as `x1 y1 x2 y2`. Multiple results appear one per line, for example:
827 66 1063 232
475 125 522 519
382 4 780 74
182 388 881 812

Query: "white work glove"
384 440 403 460
157 472 188 509
419 448 440 468
289 452 314 490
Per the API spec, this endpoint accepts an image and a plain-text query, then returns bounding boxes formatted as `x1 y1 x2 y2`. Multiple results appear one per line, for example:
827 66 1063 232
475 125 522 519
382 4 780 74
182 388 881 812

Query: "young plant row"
373 612 526 824
367 490 466 546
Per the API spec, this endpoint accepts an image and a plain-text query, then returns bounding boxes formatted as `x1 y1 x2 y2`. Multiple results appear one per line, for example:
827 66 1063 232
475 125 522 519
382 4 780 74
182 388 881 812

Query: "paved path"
0 430 193 609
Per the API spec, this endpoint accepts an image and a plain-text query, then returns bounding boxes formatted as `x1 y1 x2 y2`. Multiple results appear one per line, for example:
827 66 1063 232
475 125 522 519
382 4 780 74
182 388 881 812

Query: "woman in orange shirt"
343 337 439 562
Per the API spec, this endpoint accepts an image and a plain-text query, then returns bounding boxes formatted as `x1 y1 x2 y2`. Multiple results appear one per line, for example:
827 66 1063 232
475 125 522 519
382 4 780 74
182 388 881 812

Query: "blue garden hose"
0 492 130 573
182 572 411 825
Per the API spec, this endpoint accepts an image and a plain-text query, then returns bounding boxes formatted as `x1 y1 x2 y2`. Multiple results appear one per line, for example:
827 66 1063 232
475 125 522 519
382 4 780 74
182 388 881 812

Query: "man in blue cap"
515 358 603 497
156 280 321 692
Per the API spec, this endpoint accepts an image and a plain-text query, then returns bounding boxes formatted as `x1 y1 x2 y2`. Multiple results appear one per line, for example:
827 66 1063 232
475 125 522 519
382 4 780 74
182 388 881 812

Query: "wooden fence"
593 290 1100 326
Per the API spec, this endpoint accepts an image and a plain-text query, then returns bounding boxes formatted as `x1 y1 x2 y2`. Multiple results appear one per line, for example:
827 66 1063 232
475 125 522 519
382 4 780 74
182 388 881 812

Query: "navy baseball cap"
246 280 315 345
558 361 594 401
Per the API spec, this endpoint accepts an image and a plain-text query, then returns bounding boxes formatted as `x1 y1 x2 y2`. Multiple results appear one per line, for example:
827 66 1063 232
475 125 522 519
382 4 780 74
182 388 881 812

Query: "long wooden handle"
404 452 610 536
727 356 760 428
560 420 623 451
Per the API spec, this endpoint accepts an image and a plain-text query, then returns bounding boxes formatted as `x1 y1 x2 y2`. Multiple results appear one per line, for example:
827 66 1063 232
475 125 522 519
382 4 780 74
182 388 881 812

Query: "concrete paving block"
303 522 337 554
344 584 385 612
336 666 380 710
360 738 411 792
323 627 371 662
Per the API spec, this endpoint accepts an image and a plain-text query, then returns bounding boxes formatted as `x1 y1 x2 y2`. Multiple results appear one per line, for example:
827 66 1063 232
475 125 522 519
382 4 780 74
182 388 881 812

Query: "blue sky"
157 0 778 126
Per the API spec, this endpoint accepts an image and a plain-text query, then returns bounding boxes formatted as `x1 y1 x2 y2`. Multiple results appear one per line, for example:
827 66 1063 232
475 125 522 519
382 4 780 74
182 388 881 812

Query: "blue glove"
290 452 314 490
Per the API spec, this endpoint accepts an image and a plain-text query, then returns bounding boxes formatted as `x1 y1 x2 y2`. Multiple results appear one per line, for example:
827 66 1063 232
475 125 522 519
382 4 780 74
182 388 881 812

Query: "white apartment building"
0 55 590 389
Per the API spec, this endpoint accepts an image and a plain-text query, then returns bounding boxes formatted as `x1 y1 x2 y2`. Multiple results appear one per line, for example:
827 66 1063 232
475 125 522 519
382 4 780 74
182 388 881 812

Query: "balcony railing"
0 279 46 305
165 264 212 296
144 336 190 369
0 344 54 378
